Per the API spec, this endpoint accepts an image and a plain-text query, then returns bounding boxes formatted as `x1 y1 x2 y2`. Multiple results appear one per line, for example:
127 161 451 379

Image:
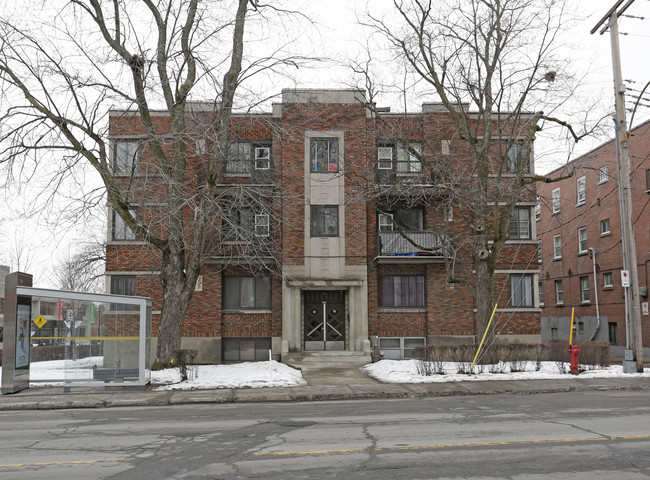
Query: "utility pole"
592 0 644 373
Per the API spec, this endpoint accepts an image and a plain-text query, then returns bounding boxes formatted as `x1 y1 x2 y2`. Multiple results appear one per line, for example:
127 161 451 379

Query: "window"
535 198 540 221
114 140 139 174
310 205 339 237
578 227 587 254
510 273 534 307
223 337 271 362
111 275 136 296
378 213 394 232
599 166 608 184
553 235 562 259
608 322 618 346
508 207 531 240
646 169 650 192
311 138 339 173
576 176 586 205
580 276 590 303
254 214 270 237
112 209 136 241
538 282 545 306
555 280 564 304
506 143 529 174
397 142 422 173
552 188 560 213
379 275 425 307
537 241 542 263
441 140 451 155
601 218 610 236
223 276 271 309
226 142 271 173
224 208 269 241
603 272 613 288
379 207 424 232
226 142 251 173
254 147 271 170
377 146 394 170
379 337 425 359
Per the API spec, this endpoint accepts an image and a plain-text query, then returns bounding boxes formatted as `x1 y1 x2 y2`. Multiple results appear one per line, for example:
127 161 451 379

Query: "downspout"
589 247 601 340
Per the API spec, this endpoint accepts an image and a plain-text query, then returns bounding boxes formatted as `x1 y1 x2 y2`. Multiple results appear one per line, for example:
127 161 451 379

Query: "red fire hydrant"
568 344 581 374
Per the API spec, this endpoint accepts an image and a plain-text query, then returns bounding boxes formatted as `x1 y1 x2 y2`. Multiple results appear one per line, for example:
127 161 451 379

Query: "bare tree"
364 0 596 342
0 0 306 363
55 241 105 293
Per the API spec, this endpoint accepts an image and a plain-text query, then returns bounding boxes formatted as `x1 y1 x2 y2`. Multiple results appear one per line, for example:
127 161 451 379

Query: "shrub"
173 349 198 381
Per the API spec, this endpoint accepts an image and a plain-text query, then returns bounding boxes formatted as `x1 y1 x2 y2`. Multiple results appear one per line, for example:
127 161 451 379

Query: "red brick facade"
538 119 650 352
106 89 540 362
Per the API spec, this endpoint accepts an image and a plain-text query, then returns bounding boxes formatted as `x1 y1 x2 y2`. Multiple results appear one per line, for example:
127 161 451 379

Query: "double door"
304 291 345 351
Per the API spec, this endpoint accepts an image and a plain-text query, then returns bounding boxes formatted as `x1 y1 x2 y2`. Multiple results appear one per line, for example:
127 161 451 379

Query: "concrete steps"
283 351 372 371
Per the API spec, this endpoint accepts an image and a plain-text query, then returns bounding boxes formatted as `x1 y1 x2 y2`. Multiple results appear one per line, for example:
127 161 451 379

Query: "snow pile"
152 361 307 390
362 359 650 383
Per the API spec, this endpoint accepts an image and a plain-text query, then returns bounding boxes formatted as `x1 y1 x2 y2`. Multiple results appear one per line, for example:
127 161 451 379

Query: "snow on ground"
1 358 649 390
151 361 307 390
362 360 650 383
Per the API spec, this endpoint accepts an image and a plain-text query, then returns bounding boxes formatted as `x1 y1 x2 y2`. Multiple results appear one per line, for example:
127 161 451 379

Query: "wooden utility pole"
592 0 644 372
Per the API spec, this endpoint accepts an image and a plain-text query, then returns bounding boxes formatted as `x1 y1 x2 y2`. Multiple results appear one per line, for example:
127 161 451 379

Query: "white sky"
1 0 649 288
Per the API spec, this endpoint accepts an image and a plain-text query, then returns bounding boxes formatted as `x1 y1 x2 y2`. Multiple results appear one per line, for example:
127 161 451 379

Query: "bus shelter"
2 276 151 392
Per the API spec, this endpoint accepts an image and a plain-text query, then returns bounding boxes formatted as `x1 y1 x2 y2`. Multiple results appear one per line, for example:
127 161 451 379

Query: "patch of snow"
361 360 650 383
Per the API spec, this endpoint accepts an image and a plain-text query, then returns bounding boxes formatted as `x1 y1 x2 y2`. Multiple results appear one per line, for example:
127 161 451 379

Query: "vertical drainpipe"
589 247 601 340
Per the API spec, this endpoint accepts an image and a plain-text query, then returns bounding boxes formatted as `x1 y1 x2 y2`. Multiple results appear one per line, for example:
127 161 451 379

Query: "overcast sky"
1 0 649 288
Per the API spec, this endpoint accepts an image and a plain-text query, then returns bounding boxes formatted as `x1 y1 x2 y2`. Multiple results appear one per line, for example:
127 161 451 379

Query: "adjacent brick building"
106 89 541 363
537 118 650 353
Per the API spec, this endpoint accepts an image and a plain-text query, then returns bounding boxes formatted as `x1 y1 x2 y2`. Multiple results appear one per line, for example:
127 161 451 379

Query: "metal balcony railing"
378 231 451 257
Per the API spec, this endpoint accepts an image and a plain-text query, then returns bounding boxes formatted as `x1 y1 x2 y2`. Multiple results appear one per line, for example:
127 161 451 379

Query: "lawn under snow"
361 359 650 383
2 358 649 390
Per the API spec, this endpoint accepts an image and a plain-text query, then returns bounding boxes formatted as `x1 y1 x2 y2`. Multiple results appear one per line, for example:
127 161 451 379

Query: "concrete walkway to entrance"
300 365 380 386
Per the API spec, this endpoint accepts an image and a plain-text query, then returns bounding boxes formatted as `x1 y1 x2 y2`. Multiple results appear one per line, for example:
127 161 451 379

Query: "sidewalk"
1 375 649 411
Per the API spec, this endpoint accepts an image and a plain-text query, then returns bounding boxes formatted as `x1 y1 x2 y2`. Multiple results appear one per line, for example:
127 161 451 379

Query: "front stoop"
282 351 372 371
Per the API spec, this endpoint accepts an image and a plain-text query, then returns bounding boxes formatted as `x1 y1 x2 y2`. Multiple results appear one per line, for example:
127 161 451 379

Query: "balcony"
377 231 451 263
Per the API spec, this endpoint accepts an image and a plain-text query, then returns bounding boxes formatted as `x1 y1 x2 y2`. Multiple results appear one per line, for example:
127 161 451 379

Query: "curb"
1 378 648 411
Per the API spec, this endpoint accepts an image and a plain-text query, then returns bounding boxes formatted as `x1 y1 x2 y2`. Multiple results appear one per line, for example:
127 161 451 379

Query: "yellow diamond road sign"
34 315 47 329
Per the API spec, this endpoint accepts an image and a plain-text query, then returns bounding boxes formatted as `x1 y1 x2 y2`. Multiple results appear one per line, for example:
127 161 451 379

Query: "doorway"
303 290 345 351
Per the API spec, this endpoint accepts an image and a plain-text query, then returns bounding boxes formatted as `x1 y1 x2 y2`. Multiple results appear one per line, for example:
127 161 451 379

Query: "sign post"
1 272 33 394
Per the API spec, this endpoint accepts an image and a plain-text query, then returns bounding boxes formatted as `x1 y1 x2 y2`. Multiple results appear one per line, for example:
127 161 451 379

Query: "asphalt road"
1 391 649 479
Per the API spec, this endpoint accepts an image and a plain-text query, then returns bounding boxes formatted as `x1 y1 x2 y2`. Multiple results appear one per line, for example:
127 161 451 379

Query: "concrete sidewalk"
1 375 649 411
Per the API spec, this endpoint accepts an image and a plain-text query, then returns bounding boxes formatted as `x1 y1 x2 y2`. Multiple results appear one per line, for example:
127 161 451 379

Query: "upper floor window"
577 176 586 205
646 169 650 192
599 166 608 184
226 142 272 173
603 272 613 288
580 276 591 303
538 282 545 306
377 143 423 173
223 275 271 310
552 188 560 213
310 205 339 237
112 209 136 241
379 275 425 307
378 207 423 232
508 207 531 240
114 140 139 174
601 218 611 236
510 273 534 307
505 143 529 174
553 235 562 259
535 198 540 221
555 280 564 304
223 208 269 241
111 275 136 296
311 138 339 173
578 227 588 254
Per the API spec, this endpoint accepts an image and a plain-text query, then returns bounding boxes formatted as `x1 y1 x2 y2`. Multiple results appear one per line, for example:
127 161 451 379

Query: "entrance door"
304 291 345 351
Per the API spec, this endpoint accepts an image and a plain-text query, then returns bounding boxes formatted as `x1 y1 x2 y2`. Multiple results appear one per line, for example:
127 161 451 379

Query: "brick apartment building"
106 89 541 363
537 119 650 353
